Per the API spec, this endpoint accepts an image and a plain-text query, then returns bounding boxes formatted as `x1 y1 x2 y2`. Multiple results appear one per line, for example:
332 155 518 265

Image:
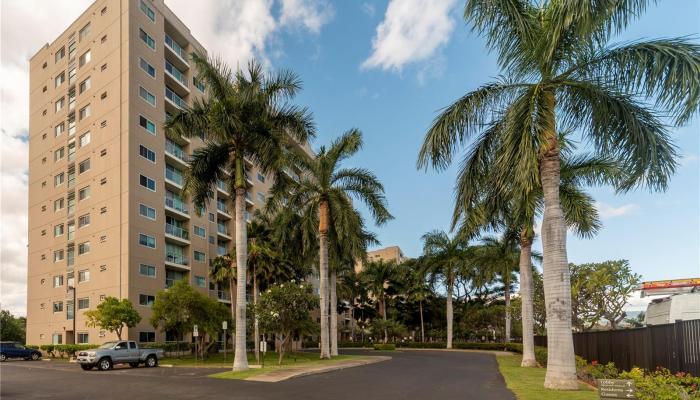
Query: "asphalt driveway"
0 349 514 399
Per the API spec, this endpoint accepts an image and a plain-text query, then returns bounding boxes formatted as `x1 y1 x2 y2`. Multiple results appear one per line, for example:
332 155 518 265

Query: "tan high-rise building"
354 246 406 273
26 0 310 345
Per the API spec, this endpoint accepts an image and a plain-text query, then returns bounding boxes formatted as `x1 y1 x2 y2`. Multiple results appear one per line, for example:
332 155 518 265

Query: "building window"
78 186 90 201
140 0 155 22
78 214 90 228
193 76 205 92
79 77 91 93
193 225 205 238
53 301 63 313
139 331 156 343
54 224 64 237
139 264 156 278
54 198 65 211
139 28 155 50
55 97 65 112
55 72 65 87
78 298 90 310
139 115 156 134
68 41 76 60
193 251 206 262
55 123 65 137
208 213 215 222
78 242 91 255
257 173 265 183
139 145 156 163
53 275 64 287
139 57 156 78
139 86 155 106
78 158 91 174
257 192 265 203
139 204 156 220
139 233 156 248
54 147 65 162
79 104 91 120
139 174 156 191
79 131 91 147
139 294 155 307
208 235 215 244
55 47 65 62
195 276 206 287
54 172 65 186
79 23 91 41
78 269 90 282
77 332 89 344
79 50 91 67
53 249 64 262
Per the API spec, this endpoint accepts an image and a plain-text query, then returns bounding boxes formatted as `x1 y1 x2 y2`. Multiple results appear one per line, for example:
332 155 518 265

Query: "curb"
246 356 391 382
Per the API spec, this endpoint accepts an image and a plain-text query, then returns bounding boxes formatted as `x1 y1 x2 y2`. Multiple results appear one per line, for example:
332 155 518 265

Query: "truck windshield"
98 341 117 349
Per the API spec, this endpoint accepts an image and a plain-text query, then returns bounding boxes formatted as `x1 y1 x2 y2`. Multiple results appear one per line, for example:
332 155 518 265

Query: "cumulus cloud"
595 202 639 219
0 0 331 316
361 0 458 72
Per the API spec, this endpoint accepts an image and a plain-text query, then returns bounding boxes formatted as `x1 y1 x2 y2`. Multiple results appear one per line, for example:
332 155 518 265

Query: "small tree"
254 281 317 364
84 297 141 340
0 309 26 342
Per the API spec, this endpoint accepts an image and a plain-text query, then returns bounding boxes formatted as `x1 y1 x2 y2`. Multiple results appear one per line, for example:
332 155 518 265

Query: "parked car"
0 342 42 361
76 340 164 371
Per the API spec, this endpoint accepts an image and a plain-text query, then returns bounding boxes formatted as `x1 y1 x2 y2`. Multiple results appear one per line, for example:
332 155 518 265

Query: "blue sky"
274 1 700 283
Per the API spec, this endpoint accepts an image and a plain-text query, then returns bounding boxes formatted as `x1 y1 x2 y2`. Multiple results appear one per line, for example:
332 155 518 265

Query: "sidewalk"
246 356 391 382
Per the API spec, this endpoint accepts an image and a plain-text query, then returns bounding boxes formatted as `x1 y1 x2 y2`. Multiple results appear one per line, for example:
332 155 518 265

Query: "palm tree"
271 130 392 358
165 54 315 371
421 231 472 349
417 1 699 388
360 260 398 343
401 259 432 343
337 268 366 342
210 254 236 338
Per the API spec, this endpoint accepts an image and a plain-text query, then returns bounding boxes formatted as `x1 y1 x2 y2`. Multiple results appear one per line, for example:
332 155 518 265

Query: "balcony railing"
165 167 184 186
217 246 227 256
217 224 229 236
165 86 185 109
216 202 229 215
214 290 230 301
165 252 189 266
217 180 228 193
165 34 187 63
165 196 188 214
165 223 189 240
165 60 188 87
165 139 188 163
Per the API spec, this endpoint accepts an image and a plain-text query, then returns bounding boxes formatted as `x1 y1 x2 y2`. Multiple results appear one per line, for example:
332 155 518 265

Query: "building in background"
354 245 405 272
26 0 310 345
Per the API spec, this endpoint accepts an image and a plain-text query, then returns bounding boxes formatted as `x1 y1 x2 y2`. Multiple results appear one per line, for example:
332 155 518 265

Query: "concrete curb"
245 356 391 382
397 348 514 356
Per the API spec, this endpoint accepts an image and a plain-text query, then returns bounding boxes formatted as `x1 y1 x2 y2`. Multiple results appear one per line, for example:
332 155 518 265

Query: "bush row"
373 343 396 351
29 344 100 358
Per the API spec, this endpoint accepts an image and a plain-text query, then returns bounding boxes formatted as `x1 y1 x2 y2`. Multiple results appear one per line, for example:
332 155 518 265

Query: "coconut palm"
165 54 315 371
360 259 398 343
270 129 392 358
417 1 699 388
420 230 472 349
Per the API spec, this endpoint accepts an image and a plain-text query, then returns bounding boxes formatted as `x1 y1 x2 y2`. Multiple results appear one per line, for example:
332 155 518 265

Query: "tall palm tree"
459 146 620 366
210 254 236 335
337 268 366 342
401 258 432 343
360 260 398 343
271 130 392 358
417 1 699 388
165 54 315 371
421 231 472 349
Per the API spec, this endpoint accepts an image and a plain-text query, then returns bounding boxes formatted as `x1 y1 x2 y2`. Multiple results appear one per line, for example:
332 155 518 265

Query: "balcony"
165 165 184 189
164 139 189 167
165 251 189 270
216 201 231 219
217 223 231 240
283 167 300 182
164 34 189 71
212 290 231 303
164 196 189 219
216 180 229 197
165 60 189 95
165 86 186 112
217 245 227 256
245 192 254 207
165 222 190 244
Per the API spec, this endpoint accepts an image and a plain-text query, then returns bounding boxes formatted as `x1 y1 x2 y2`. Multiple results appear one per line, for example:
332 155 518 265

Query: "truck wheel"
31 353 41 361
0 354 6 362
81 364 94 371
97 357 113 371
129 362 139 368
145 355 157 368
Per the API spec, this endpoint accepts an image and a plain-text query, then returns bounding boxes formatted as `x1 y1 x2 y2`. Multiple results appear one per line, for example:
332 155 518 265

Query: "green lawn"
496 355 597 400
206 353 361 380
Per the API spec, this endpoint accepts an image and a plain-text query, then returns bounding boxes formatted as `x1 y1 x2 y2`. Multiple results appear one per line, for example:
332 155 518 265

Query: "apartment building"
354 246 406 273
26 0 310 345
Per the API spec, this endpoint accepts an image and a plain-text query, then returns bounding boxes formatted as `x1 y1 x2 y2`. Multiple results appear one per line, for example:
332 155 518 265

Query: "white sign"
193 325 199 337
222 321 227 330
260 340 267 353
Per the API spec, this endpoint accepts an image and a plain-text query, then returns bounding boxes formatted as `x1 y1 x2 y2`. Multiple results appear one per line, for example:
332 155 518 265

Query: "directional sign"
222 321 227 330
193 324 199 337
597 379 636 399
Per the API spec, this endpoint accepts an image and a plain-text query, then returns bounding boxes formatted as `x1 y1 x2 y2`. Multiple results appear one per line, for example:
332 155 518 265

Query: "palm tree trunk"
504 274 511 342
233 187 249 371
254 274 260 364
381 295 388 343
540 91 577 389
519 232 537 367
419 299 425 343
330 269 338 356
318 201 331 359
446 275 453 349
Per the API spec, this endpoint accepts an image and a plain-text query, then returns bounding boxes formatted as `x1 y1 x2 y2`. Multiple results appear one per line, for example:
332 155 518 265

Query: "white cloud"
361 2 376 17
595 202 639 219
0 0 331 317
679 153 698 166
361 0 458 72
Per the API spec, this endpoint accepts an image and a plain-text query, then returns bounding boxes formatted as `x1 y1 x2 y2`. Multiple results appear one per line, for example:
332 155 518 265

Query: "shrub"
373 343 396 351
38 344 98 358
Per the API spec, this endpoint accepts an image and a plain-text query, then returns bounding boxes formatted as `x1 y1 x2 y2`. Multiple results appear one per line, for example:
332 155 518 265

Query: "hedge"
373 343 396 351
33 344 99 358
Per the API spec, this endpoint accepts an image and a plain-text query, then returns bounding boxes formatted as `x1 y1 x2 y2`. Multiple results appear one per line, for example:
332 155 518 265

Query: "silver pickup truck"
76 340 164 371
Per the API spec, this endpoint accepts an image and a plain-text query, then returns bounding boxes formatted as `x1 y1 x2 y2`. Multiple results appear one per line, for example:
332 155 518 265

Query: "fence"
534 319 700 376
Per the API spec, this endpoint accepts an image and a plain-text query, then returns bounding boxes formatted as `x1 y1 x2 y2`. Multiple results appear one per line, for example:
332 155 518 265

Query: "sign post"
222 321 227 362
193 325 199 364
260 337 267 368
597 379 636 399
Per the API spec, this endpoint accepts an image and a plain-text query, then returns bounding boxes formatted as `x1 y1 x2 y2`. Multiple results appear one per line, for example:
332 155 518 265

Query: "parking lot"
0 350 515 399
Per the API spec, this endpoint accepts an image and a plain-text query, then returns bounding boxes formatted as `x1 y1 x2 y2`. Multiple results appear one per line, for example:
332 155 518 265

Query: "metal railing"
165 196 188 214
164 34 187 62
165 167 184 186
165 223 189 240
165 60 188 87
165 252 189 266
165 139 188 163
165 86 185 109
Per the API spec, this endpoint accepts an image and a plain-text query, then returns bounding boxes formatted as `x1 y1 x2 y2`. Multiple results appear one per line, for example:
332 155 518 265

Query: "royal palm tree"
421 231 472 349
402 258 432 343
165 54 315 371
360 260 398 343
271 130 392 358
417 1 699 388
